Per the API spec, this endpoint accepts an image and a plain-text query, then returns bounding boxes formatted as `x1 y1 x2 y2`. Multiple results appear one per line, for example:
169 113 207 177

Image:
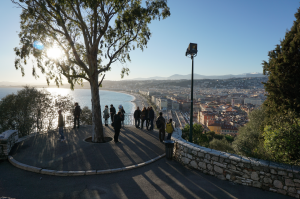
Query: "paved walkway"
9 126 164 172
0 126 293 199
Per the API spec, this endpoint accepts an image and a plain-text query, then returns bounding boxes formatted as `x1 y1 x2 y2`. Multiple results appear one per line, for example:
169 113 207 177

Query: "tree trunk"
90 76 104 142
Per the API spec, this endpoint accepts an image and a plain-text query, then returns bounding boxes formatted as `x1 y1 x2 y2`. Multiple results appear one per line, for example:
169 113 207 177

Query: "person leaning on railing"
103 105 110 127
134 107 141 128
166 119 175 140
58 110 65 142
141 107 147 130
156 112 166 142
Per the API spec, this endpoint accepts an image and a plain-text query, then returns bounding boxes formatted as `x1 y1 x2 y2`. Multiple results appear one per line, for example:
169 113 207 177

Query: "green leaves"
262 7 300 119
263 121 300 161
0 87 74 137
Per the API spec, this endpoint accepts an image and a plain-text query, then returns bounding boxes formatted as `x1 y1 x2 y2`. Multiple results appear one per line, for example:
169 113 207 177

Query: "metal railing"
103 113 135 125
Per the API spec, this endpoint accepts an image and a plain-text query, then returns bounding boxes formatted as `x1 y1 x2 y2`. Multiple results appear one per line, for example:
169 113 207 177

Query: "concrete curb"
8 153 166 176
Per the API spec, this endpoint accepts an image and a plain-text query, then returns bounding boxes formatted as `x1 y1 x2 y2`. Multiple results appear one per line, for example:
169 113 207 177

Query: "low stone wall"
171 128 300 198
0 130 18 160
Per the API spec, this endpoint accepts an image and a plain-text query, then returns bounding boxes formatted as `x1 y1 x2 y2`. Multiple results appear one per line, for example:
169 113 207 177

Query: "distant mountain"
131 73 266 80
0 81 29 86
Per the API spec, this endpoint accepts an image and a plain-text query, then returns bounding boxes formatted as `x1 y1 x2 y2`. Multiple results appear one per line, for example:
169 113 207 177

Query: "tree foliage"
209 138 234 153
11 0 170 87
0 87 73 137
80 106 93 125
232 108 266 158
262 7 300 119
11 0 170 142
182 124 234 149
263 120 300 162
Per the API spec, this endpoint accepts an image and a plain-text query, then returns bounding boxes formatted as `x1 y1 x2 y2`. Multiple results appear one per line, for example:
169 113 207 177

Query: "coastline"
0 86 138 114
113 90 137 114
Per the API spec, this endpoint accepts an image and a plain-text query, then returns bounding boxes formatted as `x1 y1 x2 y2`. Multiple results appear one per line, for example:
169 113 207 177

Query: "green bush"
225 135 234 143
209 138 235 153
182 125 236 149
232 107 267 158
263 121 300 162
0 87 73 137
81 106 93 125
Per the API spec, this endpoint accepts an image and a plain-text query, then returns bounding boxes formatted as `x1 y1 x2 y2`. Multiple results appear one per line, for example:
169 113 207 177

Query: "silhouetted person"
103 105 109 126
119 105 125 127
73 102 81 128
58 110 65 142
134 106 141 128
156 112 165 142
113 111 122 143
110 104 116 123
141 107 147 129
148 107 155 131
146 107 150 130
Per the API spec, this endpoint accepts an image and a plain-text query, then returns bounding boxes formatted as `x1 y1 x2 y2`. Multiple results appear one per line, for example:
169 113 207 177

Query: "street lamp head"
185 43 198 56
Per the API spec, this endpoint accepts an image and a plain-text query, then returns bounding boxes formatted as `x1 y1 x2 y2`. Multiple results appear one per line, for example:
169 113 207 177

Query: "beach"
120 91 150 111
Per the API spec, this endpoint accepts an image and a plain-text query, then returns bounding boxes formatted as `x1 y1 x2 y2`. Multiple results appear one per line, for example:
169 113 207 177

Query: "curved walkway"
9 126 165 176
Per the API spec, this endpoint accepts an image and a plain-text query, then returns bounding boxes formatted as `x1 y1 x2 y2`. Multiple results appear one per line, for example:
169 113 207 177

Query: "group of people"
103 104 125 143
133 106 155 130
102 104 125 127
57 103 175 143
134 107 174 142
57 102 81 142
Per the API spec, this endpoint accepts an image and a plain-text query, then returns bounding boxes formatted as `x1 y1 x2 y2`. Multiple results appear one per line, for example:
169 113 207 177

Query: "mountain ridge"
131 73 265 80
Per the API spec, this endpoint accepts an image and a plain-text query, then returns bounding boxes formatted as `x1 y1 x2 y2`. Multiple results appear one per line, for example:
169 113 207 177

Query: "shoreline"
113 90 137 114
0 86 138 114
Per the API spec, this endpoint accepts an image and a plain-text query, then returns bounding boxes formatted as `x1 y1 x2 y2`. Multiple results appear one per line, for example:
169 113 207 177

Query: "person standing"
145 107 150 130
103 105 110 126
166 119 175 140
113 111 122 143
148 107 155 131
58 110 65 142
141 107 147 129
119 105 126 127
73 102 81 129
110 104 116 123
134 107 141 128
156 112 166 142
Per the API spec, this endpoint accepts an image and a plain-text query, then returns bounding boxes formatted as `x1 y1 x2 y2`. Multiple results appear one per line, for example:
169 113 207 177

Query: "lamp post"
185 43 198 142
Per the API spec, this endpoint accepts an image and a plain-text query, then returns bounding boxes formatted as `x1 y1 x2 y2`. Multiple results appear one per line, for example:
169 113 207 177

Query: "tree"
80 106 93 125
11 0 170 142
232 107 266 158
263 120 300 162
209 138 234 153
0 87 73 137
262 7 300 120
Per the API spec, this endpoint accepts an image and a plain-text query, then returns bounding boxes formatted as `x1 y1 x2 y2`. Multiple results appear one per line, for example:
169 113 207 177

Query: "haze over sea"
0 87 135 114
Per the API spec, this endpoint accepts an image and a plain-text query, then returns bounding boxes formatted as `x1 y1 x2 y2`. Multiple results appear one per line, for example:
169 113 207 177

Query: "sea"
0 87 135 114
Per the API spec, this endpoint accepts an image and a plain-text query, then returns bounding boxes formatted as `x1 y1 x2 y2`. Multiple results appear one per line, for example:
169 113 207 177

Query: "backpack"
156 119 162 128
166 122 173 134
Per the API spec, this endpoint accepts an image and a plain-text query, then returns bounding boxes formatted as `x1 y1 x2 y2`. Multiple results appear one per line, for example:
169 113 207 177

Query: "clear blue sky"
0 0 299 84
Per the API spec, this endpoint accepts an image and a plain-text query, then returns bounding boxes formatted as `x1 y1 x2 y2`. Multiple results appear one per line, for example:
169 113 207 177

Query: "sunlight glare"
47 47 62 59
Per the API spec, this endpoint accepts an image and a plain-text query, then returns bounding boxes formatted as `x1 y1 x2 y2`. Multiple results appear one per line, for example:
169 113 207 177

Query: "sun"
47 47 63 59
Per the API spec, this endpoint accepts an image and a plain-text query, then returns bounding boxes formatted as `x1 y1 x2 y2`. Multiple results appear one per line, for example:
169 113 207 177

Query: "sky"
0 0 299 85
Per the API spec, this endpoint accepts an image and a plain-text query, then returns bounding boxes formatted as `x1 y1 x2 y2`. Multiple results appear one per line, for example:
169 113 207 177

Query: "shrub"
80 106 93 125
263 120 300 162
209 138 235 153
0 87 73 137
232 107 267 158
224 135 234 143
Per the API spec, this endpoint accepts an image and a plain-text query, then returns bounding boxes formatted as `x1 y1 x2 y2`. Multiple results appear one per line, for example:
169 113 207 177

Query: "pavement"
0 126 294 199
9 126 164 171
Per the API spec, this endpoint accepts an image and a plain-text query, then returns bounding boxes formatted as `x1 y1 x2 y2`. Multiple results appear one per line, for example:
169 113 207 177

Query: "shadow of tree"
10 126 165 171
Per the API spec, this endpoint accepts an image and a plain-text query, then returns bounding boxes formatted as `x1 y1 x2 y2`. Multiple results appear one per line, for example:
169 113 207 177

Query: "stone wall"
171 128 300 198
0 130 18 160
